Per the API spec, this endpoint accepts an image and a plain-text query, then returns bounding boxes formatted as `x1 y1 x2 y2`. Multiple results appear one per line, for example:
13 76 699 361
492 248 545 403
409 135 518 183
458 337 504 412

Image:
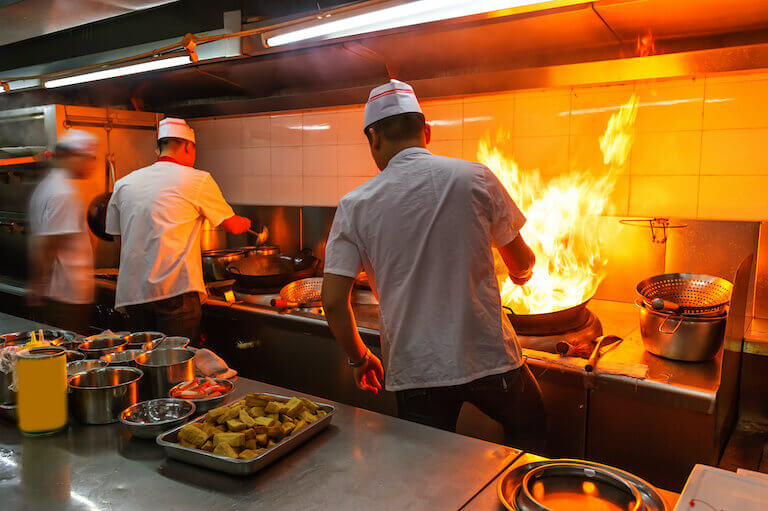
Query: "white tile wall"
191 70 768 219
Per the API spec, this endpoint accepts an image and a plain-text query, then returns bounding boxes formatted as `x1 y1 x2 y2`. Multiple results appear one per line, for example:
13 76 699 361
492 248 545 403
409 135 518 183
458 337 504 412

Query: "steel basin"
77 336 129 359
125 332 164 351
68 367 143 424
100 349 146 367
135 348 195 399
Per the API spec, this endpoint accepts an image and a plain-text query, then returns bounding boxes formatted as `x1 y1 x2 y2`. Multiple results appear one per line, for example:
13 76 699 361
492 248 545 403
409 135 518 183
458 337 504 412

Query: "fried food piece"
253 416 277 428
216 406 240 425
282 422 296 435
190 422 206 430
245 439 259 450
267 425 284 441
245 394 268 408
178 424 210 447
300 398 319 413
266 413 280 421
206 405 228 422
249 406 265 417
213 432 245 448
238 449 263 459
264 401 282 414
255 433 268 445
293 420 308 432
284 397 305 418
214 425 227 433
213 442 238 458
299 410 318 423
226 419 248 432
267 439 276 447
202 423 219 436
201 440 214 452
317 410 327 418
239 409 256 427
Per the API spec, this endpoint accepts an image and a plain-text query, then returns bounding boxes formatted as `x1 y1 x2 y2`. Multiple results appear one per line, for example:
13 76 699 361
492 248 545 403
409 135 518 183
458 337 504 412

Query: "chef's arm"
322 273 384 393
220 215 251 235
498 234 536 285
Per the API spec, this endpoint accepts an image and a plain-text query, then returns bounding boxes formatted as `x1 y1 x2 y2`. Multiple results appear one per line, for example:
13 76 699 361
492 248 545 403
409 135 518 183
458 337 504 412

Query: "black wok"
504 298 592 336
227 248 319 290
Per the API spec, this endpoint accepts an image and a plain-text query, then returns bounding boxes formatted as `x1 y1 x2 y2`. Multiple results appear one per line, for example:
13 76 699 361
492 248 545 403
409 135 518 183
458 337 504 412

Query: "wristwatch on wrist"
348 348 370 368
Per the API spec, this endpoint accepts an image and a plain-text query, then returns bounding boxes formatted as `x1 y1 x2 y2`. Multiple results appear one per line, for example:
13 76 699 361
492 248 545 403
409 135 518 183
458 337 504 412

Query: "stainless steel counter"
0 313 518 511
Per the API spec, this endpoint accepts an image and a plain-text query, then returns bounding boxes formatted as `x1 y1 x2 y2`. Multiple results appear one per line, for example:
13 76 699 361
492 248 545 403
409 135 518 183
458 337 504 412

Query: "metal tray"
156 393 335 475
498 459 669 511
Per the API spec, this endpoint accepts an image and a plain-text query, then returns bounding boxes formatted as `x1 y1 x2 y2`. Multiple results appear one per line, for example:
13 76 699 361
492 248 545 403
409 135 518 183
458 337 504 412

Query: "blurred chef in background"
322 80 546 452
106 118 250 344
28 129 98 334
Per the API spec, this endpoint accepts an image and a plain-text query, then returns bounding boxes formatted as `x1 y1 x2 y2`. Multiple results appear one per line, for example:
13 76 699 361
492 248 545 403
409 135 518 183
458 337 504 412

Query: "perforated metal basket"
636 273 733 315
279 277 324 305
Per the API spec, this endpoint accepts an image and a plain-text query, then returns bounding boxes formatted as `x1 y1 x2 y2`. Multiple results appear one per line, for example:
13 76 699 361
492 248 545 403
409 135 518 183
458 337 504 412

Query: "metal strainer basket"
636 273 733 315
273 278 324 307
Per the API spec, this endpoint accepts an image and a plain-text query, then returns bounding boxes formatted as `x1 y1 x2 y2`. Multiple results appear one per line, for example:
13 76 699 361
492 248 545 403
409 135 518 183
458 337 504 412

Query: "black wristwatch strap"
348 349 370 368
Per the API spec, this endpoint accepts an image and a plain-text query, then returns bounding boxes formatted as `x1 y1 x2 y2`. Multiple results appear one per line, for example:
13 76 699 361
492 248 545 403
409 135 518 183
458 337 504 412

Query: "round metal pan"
227 249 319 291
499 459 669 511
504 298 593 336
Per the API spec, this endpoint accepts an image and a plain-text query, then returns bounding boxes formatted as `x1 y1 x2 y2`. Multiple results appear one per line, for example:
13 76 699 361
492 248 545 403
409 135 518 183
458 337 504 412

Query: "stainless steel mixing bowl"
119 398 195 439
68 367 143 424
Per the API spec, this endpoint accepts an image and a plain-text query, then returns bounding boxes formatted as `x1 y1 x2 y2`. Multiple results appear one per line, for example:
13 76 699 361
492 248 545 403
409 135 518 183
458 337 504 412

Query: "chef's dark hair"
364 112 426 144
158 137 193 152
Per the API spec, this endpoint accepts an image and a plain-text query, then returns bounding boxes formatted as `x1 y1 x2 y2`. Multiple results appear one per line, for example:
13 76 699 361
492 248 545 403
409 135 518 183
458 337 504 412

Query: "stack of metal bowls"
100 349 146 367
77 336 129 359
126 332 165 351
135 348 195 399
119 398 196 439
67 359 108 378
142 336 189 351
68 367 143 424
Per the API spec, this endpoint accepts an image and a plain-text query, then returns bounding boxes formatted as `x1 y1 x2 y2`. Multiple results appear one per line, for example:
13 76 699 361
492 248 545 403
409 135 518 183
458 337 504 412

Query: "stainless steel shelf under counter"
0 313 518 511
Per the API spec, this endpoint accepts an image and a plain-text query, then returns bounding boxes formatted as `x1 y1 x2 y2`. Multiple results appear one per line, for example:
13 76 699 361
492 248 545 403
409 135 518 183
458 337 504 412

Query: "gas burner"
232 282 282 295
516 309 603 355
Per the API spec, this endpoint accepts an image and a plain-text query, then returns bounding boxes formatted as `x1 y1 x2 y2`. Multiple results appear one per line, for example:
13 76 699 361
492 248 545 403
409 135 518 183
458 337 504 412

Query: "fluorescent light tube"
44 56 192 88
266 0 582 47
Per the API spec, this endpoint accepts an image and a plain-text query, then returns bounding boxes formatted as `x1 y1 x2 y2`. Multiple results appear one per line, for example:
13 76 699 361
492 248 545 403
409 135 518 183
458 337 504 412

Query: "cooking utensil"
125 332 164 350
100 349 145 367
157 393 336 476
637 273 733 316
63 350 85 363
498 458 670 511
247 226 269 246
227 248 319 291
68 367 143 424
637 300 726 361
135 348 195 399
77 336 129 359
271 277 324 308
119 398 196 439
202 249 245 282
86 156 116 241
143 336 189 351
504 298 593 336
67 359 108 377
584 335 622 372
167 377 235 413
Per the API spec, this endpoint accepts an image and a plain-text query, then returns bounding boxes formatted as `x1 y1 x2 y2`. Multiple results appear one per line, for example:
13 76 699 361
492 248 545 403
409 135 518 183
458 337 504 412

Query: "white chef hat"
56 129 98 156
158 117 195 144
364 79 422 130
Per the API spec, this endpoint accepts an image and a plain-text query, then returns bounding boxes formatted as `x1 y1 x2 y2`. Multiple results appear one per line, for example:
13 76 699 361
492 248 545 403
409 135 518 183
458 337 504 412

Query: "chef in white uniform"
28 129 98 334
106 118 250 343
322 80 547 451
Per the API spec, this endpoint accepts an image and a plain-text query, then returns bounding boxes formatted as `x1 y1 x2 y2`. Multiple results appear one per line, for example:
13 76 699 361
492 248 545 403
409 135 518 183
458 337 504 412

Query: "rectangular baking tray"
156 393 336 475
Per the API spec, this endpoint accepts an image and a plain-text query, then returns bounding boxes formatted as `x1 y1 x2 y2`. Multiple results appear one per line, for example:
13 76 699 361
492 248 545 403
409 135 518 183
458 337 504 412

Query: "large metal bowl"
77 336 129 359
135 348 195 399
125 332 165 350
142 336 189 351
119 398 196 439
0 329 64 346
67 359 108 377
100 349 146 367
68 367 143 424
63 350 86 363
168 378 235 413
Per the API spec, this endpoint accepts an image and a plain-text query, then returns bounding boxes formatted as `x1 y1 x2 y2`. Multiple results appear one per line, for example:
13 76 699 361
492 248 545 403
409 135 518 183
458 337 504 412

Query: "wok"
87 157 116 241
227 248 319 290
504 298 592 336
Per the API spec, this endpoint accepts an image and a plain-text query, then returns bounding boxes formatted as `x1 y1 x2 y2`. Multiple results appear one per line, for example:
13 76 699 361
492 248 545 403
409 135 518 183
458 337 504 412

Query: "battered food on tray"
174 393 328 459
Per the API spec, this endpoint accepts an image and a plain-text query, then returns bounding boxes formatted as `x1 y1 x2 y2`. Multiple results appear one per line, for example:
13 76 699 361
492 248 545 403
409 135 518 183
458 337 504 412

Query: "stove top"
517 309 603 356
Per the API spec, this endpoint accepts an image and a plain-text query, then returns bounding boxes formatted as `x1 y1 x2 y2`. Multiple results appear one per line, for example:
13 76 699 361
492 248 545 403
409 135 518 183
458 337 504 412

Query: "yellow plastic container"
16 346 68 436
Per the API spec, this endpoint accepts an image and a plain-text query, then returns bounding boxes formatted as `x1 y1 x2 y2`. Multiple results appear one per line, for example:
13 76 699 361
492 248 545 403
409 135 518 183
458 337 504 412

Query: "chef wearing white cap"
106 118 251 342
322 80 547 451
28 129 99 334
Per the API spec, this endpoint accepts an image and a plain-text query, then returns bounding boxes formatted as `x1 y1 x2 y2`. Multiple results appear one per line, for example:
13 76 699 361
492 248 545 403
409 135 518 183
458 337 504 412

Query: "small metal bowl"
64 350 86 363
100 349 146 367
67 359 108 377
77 336 129 359
0 402 16 423
142 336 190 351
168 378 235 413
119 398 196 439
126 332 165 350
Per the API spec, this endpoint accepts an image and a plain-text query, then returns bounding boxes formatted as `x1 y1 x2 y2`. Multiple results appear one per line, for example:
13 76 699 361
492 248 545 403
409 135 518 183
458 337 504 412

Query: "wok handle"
228 266 241 275
502 305 516 316
659 316 683 334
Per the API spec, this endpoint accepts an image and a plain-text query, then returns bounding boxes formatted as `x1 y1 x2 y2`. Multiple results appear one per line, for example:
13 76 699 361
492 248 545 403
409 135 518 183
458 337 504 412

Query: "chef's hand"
509 268 533 286
354 352 384 394
221 215 251 235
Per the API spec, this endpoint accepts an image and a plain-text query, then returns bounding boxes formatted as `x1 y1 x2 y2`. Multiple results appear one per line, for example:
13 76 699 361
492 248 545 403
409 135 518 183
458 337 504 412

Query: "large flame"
479 94 638 314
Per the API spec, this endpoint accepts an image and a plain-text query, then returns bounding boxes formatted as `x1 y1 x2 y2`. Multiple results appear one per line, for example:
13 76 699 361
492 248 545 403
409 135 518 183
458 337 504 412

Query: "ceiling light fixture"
44 55 192 89
264 0 590 47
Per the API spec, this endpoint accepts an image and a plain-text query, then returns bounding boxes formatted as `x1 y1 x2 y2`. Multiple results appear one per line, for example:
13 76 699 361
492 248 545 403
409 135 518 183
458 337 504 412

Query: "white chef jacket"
105 160 234 309
325 147 526 391
28 169 94 304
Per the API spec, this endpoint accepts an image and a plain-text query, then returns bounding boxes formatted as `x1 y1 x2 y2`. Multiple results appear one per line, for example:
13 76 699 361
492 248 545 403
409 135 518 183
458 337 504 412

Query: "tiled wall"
192 69 768 220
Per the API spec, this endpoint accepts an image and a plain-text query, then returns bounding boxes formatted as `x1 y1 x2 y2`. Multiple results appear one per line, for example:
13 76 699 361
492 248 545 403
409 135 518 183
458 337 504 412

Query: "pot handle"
502 305 516 316
659 315 683 334
228 266 241 275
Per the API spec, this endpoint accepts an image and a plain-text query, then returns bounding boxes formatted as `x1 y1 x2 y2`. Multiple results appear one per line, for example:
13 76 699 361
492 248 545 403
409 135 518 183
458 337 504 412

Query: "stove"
515 309 603 355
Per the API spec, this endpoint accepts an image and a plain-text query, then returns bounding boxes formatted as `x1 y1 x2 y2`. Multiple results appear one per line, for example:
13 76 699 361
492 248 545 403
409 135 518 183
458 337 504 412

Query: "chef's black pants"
396 363 547 453
125 292 201 345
